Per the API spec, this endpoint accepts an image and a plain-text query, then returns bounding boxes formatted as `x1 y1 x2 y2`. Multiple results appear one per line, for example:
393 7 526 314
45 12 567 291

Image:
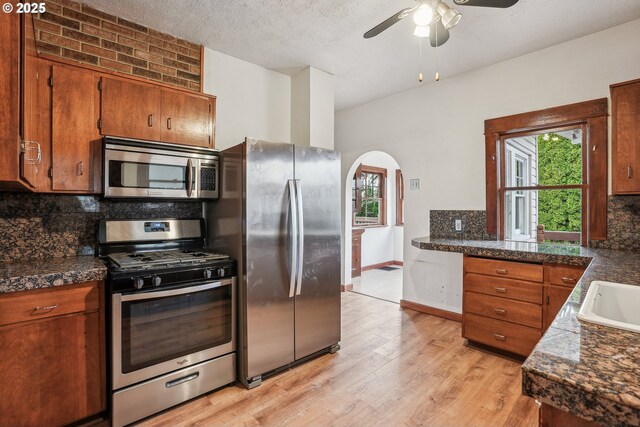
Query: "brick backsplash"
32 0 202 91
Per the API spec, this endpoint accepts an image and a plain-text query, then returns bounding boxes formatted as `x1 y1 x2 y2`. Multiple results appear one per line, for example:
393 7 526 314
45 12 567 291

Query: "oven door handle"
186 158 194 197
118 280 231 302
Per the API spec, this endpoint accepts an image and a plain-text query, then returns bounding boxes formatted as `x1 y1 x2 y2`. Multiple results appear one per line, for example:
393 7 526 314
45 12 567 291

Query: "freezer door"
293 146 341 359
245 139 296 379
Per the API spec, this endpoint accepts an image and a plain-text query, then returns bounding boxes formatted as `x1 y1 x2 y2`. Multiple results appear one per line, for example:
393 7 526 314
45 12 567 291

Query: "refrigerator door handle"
288 179 298 298
295 179 304 296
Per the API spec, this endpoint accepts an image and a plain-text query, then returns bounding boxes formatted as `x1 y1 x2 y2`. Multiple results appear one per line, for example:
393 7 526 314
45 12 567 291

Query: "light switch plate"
409 179 420 190
455 219 462 231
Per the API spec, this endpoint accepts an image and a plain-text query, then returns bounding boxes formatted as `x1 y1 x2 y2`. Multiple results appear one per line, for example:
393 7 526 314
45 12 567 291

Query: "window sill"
353 224 389 229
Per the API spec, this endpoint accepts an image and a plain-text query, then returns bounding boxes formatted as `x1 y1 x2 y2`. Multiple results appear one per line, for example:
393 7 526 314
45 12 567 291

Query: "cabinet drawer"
465 257 543 282
464 291 542 329
548 265 585 287
0 282 99 327
464 273 542 304
463 313 541 357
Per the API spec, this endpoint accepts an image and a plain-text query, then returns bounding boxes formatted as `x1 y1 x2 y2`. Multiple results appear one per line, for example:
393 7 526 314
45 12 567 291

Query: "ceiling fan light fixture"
412 4 434 26
436 2 462 29
413 25 430 38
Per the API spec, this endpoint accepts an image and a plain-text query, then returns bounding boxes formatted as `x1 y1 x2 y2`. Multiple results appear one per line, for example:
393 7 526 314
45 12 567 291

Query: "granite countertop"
412 236 640 426
0 256 108 294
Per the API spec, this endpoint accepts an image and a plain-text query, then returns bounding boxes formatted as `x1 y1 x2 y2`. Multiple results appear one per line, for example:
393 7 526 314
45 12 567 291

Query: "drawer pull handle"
495 287 507 293
165 372 199 388
148 114 154 127
32 304 59 314
495 269 508 275
493 334 506 341
493 308 507 315
561 277 576 284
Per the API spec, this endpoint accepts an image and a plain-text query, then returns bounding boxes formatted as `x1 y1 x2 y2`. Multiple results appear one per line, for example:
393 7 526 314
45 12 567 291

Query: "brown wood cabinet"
352 228 365 278
161 90 214 147
539 402 601 427
0 282 105 427
101 76 215 148
611 78 640 195
463 257 584 356
51 65 102 192
101 77 162 142
0 11 27 190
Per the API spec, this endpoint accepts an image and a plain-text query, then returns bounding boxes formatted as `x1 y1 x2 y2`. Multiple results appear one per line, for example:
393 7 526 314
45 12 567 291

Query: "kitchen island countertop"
0 255 107 294
411 236 640 426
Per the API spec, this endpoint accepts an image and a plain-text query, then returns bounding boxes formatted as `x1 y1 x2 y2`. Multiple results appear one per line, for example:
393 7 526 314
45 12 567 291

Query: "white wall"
203 48 291 149
291 66 335 149
291 67 310 147
309 67 335 150
335 19 640 312
350 151 403 268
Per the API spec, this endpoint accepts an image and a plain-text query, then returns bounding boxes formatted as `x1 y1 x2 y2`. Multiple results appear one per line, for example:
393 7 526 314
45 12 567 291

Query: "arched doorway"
344 151 404 303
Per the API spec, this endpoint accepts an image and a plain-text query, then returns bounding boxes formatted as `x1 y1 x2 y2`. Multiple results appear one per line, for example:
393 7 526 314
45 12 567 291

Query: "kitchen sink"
577 281 640 333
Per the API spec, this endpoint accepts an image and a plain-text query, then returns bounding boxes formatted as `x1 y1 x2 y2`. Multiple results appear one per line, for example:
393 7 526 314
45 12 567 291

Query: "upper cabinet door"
612 80 640 194
21 57 52 191
51 65 101 192
101 77 162 141
161 90 213 147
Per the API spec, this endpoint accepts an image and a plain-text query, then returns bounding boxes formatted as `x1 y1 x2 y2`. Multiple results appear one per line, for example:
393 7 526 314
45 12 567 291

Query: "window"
396 169 404 226
352 165 387 226
503 130 584 243
484 98 609 245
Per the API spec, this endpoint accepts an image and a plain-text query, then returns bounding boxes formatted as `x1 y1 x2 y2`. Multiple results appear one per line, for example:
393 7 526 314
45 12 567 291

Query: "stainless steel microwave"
103 137 218 199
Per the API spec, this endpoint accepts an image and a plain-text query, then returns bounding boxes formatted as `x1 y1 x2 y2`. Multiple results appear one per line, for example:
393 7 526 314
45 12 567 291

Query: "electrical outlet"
455 219 462 231
409 179 420 190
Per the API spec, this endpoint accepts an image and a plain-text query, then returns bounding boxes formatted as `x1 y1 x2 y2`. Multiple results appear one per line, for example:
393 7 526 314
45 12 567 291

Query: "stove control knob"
203 269 212 279
133 278 144 289
217 267 226 277
151 276 161 287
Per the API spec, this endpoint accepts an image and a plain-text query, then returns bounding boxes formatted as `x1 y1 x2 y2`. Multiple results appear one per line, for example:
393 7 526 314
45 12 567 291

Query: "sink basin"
577 281 640 333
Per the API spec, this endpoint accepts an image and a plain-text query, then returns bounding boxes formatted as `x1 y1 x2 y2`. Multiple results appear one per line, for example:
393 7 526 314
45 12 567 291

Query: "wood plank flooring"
138 292 538 427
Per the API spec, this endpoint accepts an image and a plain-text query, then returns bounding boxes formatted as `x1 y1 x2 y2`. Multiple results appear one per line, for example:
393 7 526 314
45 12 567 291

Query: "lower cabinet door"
544 285 574 330
0 312 103 427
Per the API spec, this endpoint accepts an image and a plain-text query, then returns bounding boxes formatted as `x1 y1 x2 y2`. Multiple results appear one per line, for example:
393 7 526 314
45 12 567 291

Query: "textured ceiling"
82 0 640 110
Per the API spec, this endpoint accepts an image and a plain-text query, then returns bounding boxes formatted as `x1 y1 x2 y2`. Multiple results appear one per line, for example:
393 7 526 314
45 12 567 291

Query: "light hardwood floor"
139 292 538 427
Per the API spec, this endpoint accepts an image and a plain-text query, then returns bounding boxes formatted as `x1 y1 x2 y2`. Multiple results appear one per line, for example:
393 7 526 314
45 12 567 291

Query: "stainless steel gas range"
98 218 236 427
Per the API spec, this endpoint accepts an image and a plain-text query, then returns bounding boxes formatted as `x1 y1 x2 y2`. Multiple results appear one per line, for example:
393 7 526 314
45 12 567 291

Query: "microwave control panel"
200 165 217 192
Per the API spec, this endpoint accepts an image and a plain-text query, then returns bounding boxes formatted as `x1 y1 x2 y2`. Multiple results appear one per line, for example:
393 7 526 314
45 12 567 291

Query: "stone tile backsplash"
429 210 497 240
590 196 640 251
0 193 202 262
430 196 640 251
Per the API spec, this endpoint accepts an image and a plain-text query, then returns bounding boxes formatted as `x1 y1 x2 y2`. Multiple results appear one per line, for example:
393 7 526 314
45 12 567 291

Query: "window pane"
505 128 582 188
504 189 581 244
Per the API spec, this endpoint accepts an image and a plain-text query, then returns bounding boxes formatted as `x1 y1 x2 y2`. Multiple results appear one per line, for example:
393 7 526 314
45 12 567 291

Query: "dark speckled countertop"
412 237 640 426
0 256 107 294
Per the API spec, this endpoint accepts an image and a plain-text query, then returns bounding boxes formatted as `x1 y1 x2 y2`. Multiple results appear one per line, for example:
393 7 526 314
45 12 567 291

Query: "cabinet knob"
167 117 172 130
495 269 508 275
493 308 507 315
493 334 506 341
77 161 84 176
148 114 154 127
494 287 507 294
628 165 633 179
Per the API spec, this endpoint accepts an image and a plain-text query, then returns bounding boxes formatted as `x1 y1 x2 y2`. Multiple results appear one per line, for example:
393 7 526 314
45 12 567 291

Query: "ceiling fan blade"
429 20 450 47
363 8 412 39
453 0 518 8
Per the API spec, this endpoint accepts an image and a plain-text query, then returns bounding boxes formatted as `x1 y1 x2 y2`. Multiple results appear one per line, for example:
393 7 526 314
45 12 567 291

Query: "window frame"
485 98 608 245
352 164 387 227
395 169 404 226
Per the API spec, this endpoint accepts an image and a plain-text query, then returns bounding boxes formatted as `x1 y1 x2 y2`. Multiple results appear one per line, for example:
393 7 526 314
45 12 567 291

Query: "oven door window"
108 160 194 190
120 286 232 373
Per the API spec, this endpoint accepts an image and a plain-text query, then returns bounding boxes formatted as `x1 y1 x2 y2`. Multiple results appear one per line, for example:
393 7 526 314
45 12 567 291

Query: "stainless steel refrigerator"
207 137 341 388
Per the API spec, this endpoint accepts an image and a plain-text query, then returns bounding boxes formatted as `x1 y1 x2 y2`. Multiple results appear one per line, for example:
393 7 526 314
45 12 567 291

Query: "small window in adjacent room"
396 169 404 225
352 165 387 226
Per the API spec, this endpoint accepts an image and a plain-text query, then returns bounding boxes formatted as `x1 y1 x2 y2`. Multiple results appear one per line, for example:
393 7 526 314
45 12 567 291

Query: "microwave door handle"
295 180 304 296
288 180 298 298
186 158 194 197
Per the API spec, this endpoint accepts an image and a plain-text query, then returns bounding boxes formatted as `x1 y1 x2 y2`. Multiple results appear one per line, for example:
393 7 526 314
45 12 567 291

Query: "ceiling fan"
364 0 519 47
